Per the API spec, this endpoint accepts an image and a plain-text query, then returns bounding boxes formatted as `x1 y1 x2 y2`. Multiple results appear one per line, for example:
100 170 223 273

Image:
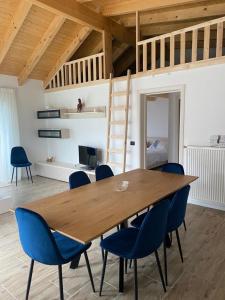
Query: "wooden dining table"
21 168 197 292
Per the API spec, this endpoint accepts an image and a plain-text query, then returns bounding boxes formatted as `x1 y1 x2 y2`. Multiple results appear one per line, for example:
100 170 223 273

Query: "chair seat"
11 162 32 167
131 212 147 228
53 232 91 263
100 228 139 259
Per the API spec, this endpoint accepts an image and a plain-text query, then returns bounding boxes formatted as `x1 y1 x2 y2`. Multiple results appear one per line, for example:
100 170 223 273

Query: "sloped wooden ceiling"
0 0 225 84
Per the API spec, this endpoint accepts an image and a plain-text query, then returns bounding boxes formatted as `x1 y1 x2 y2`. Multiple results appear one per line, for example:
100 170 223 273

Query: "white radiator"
185 146 225 205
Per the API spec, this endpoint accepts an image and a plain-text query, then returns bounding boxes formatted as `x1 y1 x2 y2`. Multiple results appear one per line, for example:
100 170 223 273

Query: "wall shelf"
38 129 70 138
37 106 106 119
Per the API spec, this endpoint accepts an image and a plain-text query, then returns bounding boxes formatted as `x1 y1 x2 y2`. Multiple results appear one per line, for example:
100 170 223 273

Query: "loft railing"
137 16 225 73
46 52 104 90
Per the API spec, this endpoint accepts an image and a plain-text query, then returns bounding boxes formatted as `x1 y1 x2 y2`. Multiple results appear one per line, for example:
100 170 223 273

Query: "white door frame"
138 84 185 168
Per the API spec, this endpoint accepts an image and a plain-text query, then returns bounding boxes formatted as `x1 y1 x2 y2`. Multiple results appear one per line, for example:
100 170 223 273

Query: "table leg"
70 254 81 269
119 257 124 292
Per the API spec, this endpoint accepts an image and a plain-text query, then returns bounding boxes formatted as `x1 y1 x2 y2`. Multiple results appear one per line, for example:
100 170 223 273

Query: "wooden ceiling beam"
72 32 103 60
18 15 65 85
114 47 136 76
29 0 135 46
112 41 129 62
0 0 32 65
101 0 206 16
43 26 92 88
118 1 225 27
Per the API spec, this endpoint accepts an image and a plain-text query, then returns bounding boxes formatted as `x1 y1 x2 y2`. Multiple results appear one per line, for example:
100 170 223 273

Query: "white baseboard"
188 197 225 211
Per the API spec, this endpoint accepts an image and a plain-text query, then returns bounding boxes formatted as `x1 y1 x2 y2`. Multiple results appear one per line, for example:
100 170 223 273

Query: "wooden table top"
21 169 197 244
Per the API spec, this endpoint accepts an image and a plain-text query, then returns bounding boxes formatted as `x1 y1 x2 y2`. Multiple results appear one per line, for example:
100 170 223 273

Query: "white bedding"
145 137 168 169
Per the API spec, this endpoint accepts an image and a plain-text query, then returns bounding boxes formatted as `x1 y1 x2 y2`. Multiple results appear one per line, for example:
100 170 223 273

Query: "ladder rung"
108 161 123 167
111 91 127 97
110 135 125 140
107 148 124 154
110 120 126 125
111 105 127 111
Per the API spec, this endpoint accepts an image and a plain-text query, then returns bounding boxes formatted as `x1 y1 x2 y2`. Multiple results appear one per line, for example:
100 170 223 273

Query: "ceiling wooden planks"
0 0 225 84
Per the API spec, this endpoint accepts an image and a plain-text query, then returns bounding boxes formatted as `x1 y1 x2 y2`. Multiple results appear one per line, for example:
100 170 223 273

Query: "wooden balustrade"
137 16 225 73
47 52 104 90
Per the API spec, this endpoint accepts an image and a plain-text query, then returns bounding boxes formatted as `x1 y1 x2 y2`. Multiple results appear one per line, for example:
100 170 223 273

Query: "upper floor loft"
1 0 225 91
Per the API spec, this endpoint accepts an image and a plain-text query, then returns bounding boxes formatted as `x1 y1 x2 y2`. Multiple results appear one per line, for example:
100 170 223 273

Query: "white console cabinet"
35 161 95 182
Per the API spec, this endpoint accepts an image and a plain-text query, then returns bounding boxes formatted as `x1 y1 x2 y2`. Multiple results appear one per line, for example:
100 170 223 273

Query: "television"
78 145 97 170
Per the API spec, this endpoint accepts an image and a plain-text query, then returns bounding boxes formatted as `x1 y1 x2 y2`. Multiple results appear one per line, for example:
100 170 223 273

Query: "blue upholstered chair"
95 165 114 181
161 163 187 231
69 171 90 189
161 163 184 175
11 146 33 186
99 199 170 300
15 208 95 300
131 185 190 286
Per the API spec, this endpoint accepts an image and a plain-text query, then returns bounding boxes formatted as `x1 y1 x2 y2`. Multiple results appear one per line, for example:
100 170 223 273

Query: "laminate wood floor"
1 176 225 299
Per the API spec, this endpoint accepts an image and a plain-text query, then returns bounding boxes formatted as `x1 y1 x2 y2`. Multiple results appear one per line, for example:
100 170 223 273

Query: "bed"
145 137 168 169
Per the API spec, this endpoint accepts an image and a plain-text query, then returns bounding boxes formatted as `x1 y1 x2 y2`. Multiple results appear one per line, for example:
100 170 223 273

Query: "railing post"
192 29 198 62
151 41 156 70
82 60 86 82
204 26 210 60
160 38 165 68
99 54 103 79
136 11 140 73
170 35 175 67
88 59 91 81
143 43 147 72
216 22 223 57
180 32 185 64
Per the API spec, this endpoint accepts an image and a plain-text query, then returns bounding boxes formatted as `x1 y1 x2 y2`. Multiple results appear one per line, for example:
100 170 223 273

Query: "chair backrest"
95 165 114 181
69 171 90 189
130 199 170 259
167 185 190 232
15 208 64 265
11 146 29 164
161 163 184 175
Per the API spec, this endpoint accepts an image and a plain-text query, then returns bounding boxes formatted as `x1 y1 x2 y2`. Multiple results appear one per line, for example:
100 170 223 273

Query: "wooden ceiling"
0 0 225 84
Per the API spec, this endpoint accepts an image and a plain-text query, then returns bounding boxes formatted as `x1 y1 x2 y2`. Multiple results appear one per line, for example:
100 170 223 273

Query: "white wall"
147 98 169 138
44 84 109 164
44 63 225 171
0 75 47 175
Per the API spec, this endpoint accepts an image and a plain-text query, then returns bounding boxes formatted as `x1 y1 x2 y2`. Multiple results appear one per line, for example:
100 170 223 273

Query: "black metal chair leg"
183 219 187 231
117 225 120 231
100 235 104 261
11 167 15 183
84 251 95 293
163 241 168 286
28 166 33 183
129 259 133 268
125 259 128 274
99 250 108 296
134 259 138 300
175 229 183 263
26 167 30 181
70 254 81 269
58 265 64 300
155 250 166 293
170 232 173 244
16 167 18 186
26 259 34 300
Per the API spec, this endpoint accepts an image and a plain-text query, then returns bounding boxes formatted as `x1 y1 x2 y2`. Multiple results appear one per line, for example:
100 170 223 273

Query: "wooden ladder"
106 69 131 173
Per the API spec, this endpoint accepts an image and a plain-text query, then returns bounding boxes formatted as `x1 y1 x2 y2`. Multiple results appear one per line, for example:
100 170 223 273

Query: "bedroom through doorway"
142 91 181 170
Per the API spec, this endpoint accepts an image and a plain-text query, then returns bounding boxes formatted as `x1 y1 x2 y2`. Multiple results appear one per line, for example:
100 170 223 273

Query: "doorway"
140 88 184 169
